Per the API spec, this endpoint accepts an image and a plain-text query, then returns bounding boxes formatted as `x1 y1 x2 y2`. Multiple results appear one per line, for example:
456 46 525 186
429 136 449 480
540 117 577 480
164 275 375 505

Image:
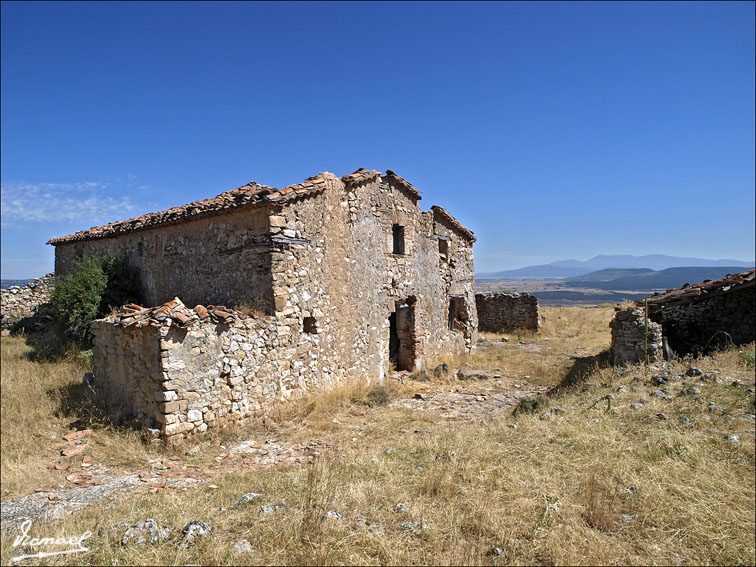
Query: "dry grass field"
1 306 754 565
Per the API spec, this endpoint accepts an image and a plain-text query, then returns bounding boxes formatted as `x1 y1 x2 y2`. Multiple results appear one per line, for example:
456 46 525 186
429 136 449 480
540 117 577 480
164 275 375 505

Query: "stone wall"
53 208 273 310
92 299 352 444
84 170 479 442
475 292 540 333
1 274 55 330
609 306 663 366
650 284 755 355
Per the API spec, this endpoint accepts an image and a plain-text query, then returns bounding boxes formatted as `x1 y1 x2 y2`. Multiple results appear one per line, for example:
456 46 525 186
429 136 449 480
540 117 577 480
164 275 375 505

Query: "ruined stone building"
611 269 755 365
48 168 478 442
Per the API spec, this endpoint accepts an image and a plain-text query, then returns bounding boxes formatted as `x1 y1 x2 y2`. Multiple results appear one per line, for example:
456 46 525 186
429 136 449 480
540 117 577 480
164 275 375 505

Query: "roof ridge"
431 205 476 242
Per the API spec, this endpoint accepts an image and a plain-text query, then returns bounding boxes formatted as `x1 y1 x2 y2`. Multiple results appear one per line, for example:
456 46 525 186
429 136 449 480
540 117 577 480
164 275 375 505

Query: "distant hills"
477 254 754 279
563 266 754 291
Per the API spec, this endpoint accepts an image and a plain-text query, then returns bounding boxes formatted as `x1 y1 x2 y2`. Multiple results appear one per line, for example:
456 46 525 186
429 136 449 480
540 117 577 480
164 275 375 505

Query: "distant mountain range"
563 266 753 291
477 255 754 279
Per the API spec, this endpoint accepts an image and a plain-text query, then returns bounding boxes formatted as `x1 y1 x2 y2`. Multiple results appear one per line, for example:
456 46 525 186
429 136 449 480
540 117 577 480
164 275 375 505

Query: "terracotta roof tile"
341 168 381 188
116 298 241 328
382 170 422 200
431 205 476 242
639 269 755 308
47 176 328 245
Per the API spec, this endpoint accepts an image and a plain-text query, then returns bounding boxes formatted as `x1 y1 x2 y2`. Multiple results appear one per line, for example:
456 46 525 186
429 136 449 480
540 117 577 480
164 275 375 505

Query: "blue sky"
2 1 754 278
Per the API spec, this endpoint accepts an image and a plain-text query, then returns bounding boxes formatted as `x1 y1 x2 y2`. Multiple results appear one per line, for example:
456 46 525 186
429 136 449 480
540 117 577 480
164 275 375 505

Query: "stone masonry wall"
92 299 330 444
54 207 273 310
609 306 663 366
85 169 478 442
1 274 55 330
475 292 540 333
650 284 755 355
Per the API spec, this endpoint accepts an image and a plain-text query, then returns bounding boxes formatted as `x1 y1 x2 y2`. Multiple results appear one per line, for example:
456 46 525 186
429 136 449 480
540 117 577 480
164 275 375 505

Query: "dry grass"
468 305 615 386
1 306 754 565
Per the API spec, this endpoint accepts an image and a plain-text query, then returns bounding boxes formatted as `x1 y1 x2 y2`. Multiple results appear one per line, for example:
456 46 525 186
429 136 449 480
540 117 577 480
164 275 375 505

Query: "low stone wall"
609 307 663 366
92 299 330 444
475 292 540 333
1 274 55 330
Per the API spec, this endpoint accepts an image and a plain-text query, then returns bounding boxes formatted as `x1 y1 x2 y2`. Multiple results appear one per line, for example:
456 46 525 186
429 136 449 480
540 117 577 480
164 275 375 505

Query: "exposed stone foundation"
609 307 663 366
475 292 540 333
1 274 54 331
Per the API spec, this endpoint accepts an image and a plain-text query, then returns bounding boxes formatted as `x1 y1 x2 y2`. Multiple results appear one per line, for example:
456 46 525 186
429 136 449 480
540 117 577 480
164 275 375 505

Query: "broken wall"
1 274 54 330
609 306 663 366
475 292 540 333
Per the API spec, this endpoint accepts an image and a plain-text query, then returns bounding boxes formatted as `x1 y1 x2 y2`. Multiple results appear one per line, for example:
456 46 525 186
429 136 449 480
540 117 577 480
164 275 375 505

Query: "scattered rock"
630 402 643 410
678 416 692 426
235 492 263 506
686 367 703 377
121 519 170 546
400 521 428 533
539 411 550 420
725 434 739 443
186 445 201 456
621 514 637 525
385 446 397 455
259 503 285 515
432 364 449 379
651 390 668 399
745 414 755 421
616 385 627 393
489 546 505 558
701 371 720 381
413 393 427 401
232 539 253 553
656 413 669 421
395 502 409 513
457 369 490 381
617 485 638 495
652 374 668 385
181 520 211 546
679 387 701 397
507 423 517 429
731 379 745 388
708 402 725 414
324 510 343 521
53 458 72 471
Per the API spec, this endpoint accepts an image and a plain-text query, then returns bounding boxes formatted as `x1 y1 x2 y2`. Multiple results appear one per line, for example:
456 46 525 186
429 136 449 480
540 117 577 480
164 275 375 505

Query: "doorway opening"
389 297 417 371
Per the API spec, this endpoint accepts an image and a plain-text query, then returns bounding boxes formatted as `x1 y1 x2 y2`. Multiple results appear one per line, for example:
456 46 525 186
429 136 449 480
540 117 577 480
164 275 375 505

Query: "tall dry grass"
1 306 754 565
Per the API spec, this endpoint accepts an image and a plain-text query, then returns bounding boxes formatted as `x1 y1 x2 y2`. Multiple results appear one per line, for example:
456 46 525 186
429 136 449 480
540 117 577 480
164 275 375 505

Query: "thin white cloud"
0 181 142 225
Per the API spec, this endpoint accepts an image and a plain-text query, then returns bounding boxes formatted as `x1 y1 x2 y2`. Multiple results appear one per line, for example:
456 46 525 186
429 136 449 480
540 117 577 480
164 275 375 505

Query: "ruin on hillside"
611 269 755 365
48 168 478 443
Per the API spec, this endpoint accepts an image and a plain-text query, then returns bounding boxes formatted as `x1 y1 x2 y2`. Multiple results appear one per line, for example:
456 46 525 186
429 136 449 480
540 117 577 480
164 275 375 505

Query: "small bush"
740 348 755 369
50 254 140 347
513 394 549 416
366 385 391 407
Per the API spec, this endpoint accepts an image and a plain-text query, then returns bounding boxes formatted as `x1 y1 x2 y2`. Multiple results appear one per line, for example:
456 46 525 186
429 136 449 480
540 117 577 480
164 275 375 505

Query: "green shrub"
366 385 391 407
741 348 755 369
513 394 549 416
50 254 140 347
